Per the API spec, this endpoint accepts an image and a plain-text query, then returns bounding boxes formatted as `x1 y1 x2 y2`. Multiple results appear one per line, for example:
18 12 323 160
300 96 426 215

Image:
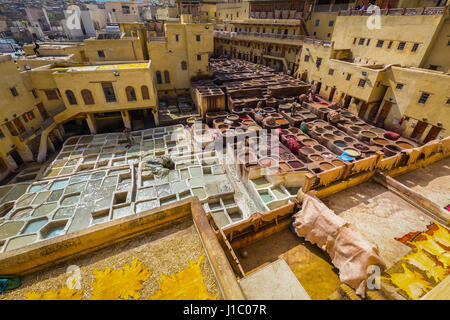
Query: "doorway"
376 101 392 127
343 95 352 109
9 149 24 167
328 87 336 102
315 82 322 94
358 102 369 118
410 120 428 140
423 125 441 143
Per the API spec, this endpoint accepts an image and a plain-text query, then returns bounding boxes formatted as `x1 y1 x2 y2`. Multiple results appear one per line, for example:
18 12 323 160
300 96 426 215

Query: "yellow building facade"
295 6 450 142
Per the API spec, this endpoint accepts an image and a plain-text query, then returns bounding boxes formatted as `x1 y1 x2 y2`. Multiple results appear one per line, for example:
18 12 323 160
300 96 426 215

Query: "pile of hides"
292 193 386 297
142 155 175 178
384 131 400 141
328 110 341 124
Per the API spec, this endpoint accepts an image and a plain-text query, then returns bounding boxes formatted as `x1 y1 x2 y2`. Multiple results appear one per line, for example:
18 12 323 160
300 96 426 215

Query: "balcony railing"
213 30 304 42
338 6 447 16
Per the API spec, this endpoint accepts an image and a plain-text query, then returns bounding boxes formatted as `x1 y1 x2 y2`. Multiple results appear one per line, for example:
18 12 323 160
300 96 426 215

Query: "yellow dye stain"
90 258 151 300
402 248 448 283
97 63 147 70
149 255 217 300
387 264 432 300
412 234 450 269
432 223 450 248
24 286 83 300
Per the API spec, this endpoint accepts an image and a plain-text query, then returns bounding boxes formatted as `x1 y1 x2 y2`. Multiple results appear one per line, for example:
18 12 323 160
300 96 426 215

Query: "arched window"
181 61 187 70
141 85 150 100
65 90 77 105
164 70 170 84
156 71 162 84
81 89 95 105
126 86 137 102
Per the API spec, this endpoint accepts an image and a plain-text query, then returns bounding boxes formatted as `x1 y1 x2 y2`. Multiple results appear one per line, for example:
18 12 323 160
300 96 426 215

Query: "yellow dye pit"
90 258 151 300
149 255 217 300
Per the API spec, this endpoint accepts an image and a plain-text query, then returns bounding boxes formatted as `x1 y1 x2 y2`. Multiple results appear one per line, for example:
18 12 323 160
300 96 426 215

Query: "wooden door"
358 102 369 118
376 101 392 126
410 120 428 140
423 126 441 143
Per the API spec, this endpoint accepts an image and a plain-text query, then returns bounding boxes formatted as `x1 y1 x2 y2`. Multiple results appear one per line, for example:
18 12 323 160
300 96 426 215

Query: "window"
376 40 384 48
315 20 319 27
398 42 406 50
411 43 419 52
196 35 200 42
44 89 58 100
304 55 310 62
37 103 49 120
65 90 77 105
418 92 429 104
346 74 351 81
81 89 95 105
396 83 404 90
22 114 29 123
429 65 439 70
32 89 37 98
353 38 357 44
446 98 450 104
358 38 365 45
6 122 18 136
197 54 201 61
175 34 179 42
328 69 334 75
122 5 130 14
388 41 393 49
366 39 370 46
181 61 187 70
10 87 18 97
316 57 322 68
164 71 170 84
125 86 136 102
97 50 105 58
0 129 4 138
102 82 116 102
156 71 162 84
328 20 334 27
358 79 366 88
141 86 150 100
13 118 25 134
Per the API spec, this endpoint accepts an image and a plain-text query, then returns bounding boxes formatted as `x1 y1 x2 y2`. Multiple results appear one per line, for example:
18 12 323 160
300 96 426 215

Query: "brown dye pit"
319 162 335 170
373 138 389 145
396 141 414 149
300 147 315 155
279 163 291 172
350 126 361 132
309 155 324 162
302 139 317 146
332 159 345 166
313 145 325 152
323 133 335 140
361 130 376 137
371 128 385 134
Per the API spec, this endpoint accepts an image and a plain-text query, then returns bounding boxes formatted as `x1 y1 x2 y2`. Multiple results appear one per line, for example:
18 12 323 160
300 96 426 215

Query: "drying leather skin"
293 193 386 297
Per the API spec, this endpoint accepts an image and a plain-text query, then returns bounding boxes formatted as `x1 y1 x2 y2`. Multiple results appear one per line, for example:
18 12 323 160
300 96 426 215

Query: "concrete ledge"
0 197 244 299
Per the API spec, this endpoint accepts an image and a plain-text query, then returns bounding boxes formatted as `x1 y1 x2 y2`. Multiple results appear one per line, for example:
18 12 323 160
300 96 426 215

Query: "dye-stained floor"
394 157 450 208
236 228 341 300
322 181 433 269
0 219 222 300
